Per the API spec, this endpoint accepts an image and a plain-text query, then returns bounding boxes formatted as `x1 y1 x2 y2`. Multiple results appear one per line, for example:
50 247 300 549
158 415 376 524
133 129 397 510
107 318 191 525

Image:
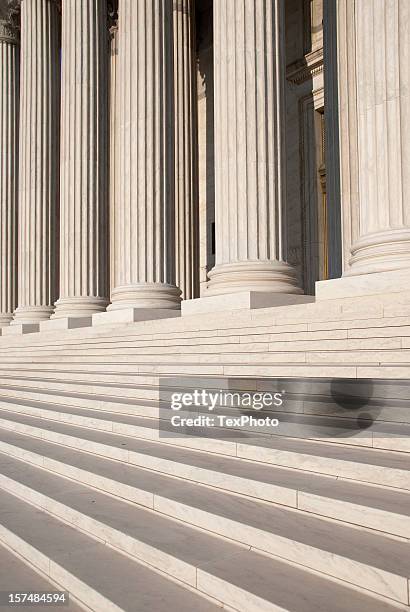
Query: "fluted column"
109 0 180 311
52 0 109 318
173 0 199 300
207 0 301 297
341 0 410 276
108 19 118 296
0 11 19 328
13 0 60 324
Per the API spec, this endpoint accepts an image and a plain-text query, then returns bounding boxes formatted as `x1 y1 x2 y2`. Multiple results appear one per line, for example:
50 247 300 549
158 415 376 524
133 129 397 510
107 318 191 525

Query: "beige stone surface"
12 0 60 325
109 0 181 311
1 3 410 608
174 0 199 300
0 13 18 328
53 0 109 319
207 0 302 298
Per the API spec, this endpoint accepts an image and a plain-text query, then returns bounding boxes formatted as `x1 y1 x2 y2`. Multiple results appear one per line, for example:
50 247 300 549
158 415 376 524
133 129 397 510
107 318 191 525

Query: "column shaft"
109 0 180 310
13 0 60 324
346 0 410 275
109 22 118 297
174 0 199 300
207 0 301 296
53 0 109 318
0 16 19 327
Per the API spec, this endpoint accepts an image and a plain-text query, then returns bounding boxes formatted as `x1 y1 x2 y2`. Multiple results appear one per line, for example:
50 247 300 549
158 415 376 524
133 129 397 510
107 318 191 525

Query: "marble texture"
0 9 18 327
12 0 60 325
207 0 302 298
109 0 181 311
53 0 109 319
108 21 118 297
173 0 199 300
343 0 410 277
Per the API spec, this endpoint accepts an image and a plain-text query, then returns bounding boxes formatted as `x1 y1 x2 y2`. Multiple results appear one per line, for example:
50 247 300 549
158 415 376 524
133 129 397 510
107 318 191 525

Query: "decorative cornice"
286 48 323 86
0 0 20 43
0 19 18 43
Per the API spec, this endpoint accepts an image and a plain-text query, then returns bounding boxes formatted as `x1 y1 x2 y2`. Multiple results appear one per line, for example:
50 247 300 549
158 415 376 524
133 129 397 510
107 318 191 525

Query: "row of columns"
1 0 410 329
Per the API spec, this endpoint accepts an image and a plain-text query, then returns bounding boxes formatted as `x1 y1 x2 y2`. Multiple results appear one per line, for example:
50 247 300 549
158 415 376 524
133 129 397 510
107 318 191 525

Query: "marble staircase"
0 294 409 610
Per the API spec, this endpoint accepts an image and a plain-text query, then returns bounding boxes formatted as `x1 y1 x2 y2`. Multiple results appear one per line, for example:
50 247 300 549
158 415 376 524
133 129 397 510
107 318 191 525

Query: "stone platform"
0 294 409 610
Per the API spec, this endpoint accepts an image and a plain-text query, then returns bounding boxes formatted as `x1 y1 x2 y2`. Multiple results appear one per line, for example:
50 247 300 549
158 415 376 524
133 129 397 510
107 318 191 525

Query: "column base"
52 296 109 319
2 323 39 336
348 229 410 275
316 268 410 301
12 306 54 325
206 261 303 296
0 314 13 328
182 291 314 316
108 283 181 311
40 316 93 332
93 308 181 327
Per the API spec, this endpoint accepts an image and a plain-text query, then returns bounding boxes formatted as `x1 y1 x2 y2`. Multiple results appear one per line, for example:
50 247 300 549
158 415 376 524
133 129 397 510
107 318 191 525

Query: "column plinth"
52 0 109 319
12 0 60 325
107 0 181 314
0 15 19 329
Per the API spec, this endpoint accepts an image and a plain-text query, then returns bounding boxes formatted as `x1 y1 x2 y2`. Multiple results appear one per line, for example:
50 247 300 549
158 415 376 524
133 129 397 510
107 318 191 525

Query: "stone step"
0 376 408 426
0 453 409 606
0 489 220 612
0 389 409 454
0 352 408 371
0 333 403 355
0 368 159 385
0 427 410 540
0 359 391 378
0 407 409 492
3 357 407 378
0 542 82 612
0 488 403 612
0 306 409 352
0 342 408 364
0 372 408 411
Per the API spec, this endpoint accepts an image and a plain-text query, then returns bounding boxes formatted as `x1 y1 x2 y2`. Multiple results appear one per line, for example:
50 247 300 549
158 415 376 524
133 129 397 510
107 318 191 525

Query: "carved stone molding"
286 48 323 86
0 0 20 44
0 19 18 43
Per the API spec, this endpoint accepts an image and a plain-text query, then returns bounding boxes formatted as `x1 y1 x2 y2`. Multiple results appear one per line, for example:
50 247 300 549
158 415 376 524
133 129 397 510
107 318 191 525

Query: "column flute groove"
207 0 302 298
108 0 181 311
0 7 19 328
345 0 410 276
52 0 109 319
108 13 118 296
173 0 199 300
13 0 60 325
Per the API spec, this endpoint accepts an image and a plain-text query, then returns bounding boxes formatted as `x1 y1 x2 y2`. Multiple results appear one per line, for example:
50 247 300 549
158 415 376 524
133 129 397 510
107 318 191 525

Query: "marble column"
13 0 60 325
52 0 109 319
108 19 118 297
207 0 302 297
0 8 19 328
344 0 410 277
333 0 359 274
109 0 181 311
173 0 199 300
